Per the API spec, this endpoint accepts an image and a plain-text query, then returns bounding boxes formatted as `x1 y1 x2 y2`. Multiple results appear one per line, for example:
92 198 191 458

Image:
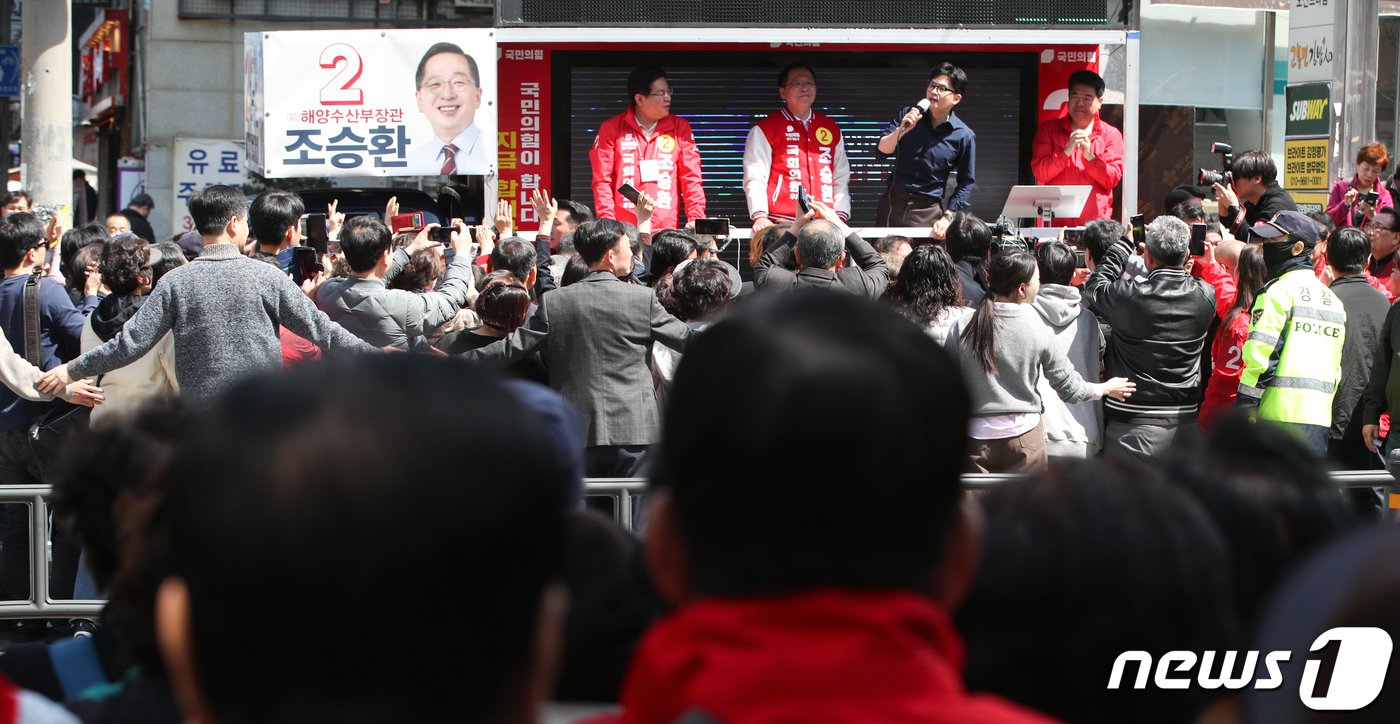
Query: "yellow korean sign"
1284 138 1331 191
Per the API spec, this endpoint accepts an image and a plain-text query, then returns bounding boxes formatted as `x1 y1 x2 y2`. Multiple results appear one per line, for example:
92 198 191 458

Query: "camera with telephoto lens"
990 215 1038 254
1197 142 1235 187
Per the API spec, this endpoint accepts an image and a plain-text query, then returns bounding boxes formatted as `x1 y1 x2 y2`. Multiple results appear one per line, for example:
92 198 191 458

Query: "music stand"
1001 185 1093 227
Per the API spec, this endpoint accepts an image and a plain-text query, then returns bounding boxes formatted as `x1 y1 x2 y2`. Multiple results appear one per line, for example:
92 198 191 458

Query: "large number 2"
319 44 364 106
1224 345 1243 372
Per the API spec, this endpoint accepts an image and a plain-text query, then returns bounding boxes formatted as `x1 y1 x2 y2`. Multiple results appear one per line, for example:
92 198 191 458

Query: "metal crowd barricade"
0 487 104 621
583 472 1398 534
0 471 1385 621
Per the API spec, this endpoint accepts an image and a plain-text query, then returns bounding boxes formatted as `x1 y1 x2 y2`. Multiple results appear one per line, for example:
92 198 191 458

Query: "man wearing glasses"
407 42 492 176
744 63 851 232
875 62 976 227
591 66 707 231
1030 70 1125 227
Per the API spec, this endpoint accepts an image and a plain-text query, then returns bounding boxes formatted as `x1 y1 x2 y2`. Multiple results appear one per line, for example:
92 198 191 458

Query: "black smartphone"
796 185 811 215
694 218 730 237
290 246 322 285
301 213 328 255
1130 214 1145 246
1364 190 1380 206
1063 227 1084 245
618 183 641 205
427 225 455 244
1190 223 1208 257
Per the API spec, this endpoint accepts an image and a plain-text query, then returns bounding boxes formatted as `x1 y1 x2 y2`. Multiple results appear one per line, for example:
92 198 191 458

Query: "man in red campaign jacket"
1030 69 1125 227
743 63 851 232
590 66 706 231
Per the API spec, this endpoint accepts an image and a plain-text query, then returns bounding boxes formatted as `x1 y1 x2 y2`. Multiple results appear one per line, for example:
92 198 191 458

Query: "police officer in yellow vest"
1237 210 1346 456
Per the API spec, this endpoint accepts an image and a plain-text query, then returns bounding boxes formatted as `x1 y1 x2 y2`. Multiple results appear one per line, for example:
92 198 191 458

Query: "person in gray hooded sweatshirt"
1031 241 1105 458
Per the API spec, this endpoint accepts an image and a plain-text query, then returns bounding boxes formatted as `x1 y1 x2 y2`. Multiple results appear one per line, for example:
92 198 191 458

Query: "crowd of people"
0 60 1390 722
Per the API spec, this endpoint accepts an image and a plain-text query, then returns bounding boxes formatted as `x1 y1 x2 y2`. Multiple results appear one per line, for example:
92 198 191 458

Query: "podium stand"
1002 185 1093 227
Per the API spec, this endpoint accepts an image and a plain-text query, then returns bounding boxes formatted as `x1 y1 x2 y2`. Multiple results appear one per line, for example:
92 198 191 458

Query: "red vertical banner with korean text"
497 45 552 230
1036 46 1101 124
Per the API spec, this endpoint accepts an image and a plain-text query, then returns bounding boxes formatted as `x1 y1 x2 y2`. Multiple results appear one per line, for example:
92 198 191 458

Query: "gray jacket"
754 230 890 299
316 248 472 350
457 270 691 446
1032 284 1105 453
69 243 375 400
946 301 1097 418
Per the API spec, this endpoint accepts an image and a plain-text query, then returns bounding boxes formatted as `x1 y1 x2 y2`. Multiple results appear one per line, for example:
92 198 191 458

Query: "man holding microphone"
874 63 977 227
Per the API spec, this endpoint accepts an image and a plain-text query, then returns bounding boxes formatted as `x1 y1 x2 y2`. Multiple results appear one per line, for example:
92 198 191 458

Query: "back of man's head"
1169 201 1207 225
574 219 628 266
0 212 44 269
944 213 992 261
1081 219 1123 266
1231 150 1278 185
339 215 393 273
249 191 305 249
1329 227 1371 274
491 237 536 282
188 185 248 238
653 292 970 598
557 199 593 230
795 221 845 271
1145 215 1190 268
1035 241 1076 286
160 355 571 723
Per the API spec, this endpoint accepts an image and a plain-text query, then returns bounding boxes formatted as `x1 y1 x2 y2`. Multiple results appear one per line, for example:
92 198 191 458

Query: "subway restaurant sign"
1286 83 1331 137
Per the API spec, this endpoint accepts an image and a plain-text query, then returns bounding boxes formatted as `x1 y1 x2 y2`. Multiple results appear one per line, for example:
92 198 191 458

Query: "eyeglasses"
646 89 675 98
927 82 956 96
419 77 477 94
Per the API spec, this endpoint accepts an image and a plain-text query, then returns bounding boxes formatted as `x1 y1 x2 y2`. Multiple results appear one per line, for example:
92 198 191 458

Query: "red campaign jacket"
743 109 850 222
590 110 706 231
1030 115 1125 227
1200 309 1249 430
585 589 1057 724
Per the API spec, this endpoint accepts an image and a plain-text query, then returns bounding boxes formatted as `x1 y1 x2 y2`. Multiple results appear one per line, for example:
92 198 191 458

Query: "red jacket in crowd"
587 589 1056 724
590 110 706 231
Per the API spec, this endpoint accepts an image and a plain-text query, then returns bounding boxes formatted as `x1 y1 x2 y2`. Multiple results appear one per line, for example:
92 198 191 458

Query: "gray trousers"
1103 419 1186 467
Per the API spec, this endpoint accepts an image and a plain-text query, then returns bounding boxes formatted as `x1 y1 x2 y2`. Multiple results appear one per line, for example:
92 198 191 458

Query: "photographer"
1084 215 1216 465
1211 149 1297 237
315 215 475 350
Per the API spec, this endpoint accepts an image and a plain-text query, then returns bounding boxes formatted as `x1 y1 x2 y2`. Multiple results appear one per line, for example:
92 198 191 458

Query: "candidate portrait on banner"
406 42 494 176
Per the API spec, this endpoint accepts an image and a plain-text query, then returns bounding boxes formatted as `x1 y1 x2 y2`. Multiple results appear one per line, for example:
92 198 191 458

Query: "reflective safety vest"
1238 268 1346 426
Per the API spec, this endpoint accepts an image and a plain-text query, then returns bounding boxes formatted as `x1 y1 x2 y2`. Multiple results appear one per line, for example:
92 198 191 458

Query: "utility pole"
20 0 70 208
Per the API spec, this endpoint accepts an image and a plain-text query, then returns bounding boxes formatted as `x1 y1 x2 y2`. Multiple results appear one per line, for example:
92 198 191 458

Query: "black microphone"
898 99 932 132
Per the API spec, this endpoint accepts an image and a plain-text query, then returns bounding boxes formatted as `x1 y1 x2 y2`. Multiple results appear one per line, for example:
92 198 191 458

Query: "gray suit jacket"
457 270 692 446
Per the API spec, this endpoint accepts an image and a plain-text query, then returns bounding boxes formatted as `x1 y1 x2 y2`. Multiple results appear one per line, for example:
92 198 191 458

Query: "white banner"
171 138 245 234
1288 0 1337 85
245 29 497 179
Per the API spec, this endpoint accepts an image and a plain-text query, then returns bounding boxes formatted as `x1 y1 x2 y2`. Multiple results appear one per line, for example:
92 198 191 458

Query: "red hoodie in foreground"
590 589 1056 724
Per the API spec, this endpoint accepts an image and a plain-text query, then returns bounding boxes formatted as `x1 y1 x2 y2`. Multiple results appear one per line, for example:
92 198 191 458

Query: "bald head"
1215 239 1245 275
